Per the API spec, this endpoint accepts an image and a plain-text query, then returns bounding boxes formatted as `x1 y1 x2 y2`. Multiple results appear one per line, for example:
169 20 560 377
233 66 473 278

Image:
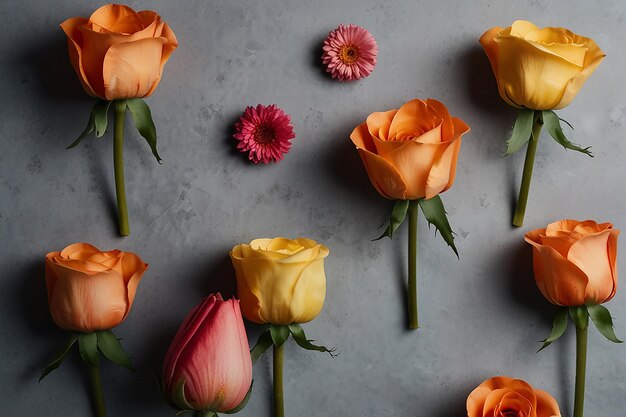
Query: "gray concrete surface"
1 0 625 416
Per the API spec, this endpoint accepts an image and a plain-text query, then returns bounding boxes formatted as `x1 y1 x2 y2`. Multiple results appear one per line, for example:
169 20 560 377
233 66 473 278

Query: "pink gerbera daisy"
322 24 378 82
233 104 295 164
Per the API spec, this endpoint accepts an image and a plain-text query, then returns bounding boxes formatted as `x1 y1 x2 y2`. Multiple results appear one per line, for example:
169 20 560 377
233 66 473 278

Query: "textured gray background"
1 0 625 416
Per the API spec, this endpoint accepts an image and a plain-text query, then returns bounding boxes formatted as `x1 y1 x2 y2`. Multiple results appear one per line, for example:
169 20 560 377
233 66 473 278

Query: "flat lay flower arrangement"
2 2 619 417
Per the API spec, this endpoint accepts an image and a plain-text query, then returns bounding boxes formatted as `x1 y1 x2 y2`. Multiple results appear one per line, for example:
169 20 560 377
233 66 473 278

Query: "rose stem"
512 111 543 227
273 344 285 417
408 199 419 330
88 365 108 417
114 100 130 236
574 323 588 417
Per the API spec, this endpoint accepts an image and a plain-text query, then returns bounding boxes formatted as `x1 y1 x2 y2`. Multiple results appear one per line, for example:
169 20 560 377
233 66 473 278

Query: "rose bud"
467 376 561 417
480 20 604 110
60 4 178 100
525 219 619 306
230 237 329 325
350 98 470 201
162 294 253 413
45 242 147 332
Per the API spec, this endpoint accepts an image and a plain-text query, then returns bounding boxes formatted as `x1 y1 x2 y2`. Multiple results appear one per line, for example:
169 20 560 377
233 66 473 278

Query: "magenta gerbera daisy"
322 24 378 82
233 104 295 164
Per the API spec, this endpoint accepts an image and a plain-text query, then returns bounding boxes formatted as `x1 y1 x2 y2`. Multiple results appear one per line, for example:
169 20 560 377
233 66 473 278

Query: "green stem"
88 365 108 417
573 325 588 417
408 200 418 329
114 100 129 236
273 344 285 417
512 112 543 227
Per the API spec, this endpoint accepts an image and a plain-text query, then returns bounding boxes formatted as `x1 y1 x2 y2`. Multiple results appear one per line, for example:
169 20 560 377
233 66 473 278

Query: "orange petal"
47 266 127 331
60 17 97 97
102 37 167 100
568 229 614 304
366 109 397 141
534 388 561 417
89 4 144 34
388 99 437 139
425 137 461 199
357 148 407 199
120 252 148 321
383 140 443 200
525 237 588 306
606 229 620 302
425 99 454 140
350 122 377 153
144 22 178 97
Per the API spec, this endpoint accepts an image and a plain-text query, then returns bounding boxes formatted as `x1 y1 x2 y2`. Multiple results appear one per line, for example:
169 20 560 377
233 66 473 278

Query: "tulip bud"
162 294 252 413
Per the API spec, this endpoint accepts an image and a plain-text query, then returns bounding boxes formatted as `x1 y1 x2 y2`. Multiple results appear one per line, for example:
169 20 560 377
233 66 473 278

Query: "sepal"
126 98 162 163
39 333 79 381
569 306 589 330
96 330 134 370
269 324 290 347
538 308 568 352
588 304 623 343
542 110 592 157
78 332 99 367
505 109 535 156
250 330 273 365
66 100 111 149
418 195 458 257
374 200 409 240
288 324 337 357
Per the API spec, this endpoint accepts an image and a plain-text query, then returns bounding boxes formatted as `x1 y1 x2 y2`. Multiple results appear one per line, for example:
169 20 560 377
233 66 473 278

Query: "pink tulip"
163 294 253 413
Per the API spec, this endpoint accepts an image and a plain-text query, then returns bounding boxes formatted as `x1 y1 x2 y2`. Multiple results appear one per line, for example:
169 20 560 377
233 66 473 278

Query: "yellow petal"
556 35 604 109
479 26 505 86
288 258 327 323
494 35 584 109
102 37 167 100
509 20 540 37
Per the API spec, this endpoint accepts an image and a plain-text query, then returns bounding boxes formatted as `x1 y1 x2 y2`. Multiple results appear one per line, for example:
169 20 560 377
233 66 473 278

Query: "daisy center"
338 44 360 64
253 123 277 144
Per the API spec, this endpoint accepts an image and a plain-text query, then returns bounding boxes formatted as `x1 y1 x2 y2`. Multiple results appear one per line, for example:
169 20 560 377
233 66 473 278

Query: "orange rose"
467 376 561 417
60 4 178 100
350 98 470 200
525 220 619 306
45 242 148 332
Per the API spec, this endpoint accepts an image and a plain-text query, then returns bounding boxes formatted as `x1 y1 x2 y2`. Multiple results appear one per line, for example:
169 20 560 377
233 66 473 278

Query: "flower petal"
89 4 144 34
60 17 97 97
366 109 397 141
102 37 167 100
567 229 614 304
535 388 562 417
357 148 407 199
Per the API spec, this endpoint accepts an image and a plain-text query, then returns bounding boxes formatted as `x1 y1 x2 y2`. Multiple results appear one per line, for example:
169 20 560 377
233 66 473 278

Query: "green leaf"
542 110 593 157
505 109 535 156
93 100 112 137
126 98 162 163
288 324 337 357
538 309 568 352
224 381 254 414
373 200 409 240
588 304 623 343
270 324 290 347
250 330 273 365
66 113 95 149
96 330 134 370
172 379 193 411
418 195 458 257
78 332 99 367
569 306 589 330
39 333 79 381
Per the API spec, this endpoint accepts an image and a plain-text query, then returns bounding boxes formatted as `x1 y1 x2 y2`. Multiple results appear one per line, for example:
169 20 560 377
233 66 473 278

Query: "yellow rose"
480 20 604 110
229 238 329 325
